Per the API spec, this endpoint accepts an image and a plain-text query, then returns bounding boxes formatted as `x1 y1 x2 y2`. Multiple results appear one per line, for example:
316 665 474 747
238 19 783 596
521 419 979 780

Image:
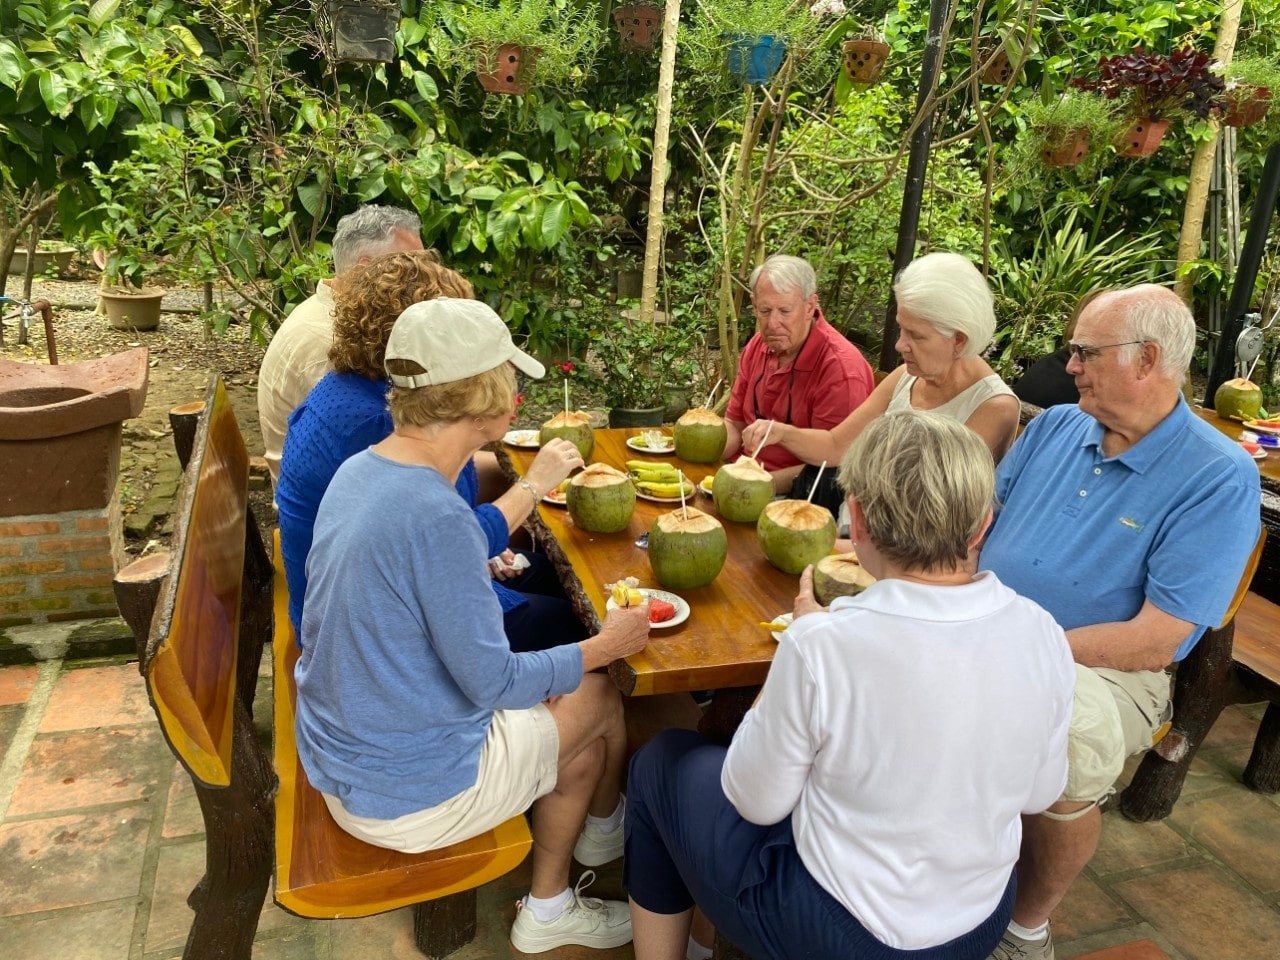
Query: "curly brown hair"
329 249 474 378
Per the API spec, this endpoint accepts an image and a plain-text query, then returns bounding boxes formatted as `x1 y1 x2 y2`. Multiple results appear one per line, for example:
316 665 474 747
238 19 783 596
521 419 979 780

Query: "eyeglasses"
1066 340 1147 364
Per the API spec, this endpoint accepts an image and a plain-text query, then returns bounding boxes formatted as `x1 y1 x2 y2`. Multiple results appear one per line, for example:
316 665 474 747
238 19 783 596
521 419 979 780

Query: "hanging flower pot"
475 43 541 95
842 37 890 84
725 34 786 86
614 4 661 52
1117 117 1170 158
980 47 1014 85
1224 86 1271 127
1041 128 1091 167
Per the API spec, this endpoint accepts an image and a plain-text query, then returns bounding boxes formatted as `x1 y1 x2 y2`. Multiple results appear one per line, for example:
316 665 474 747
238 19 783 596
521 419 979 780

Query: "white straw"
678 469 688 520
806 461 828 504
563 379 569 417
705 378 723 408
749 419 775 462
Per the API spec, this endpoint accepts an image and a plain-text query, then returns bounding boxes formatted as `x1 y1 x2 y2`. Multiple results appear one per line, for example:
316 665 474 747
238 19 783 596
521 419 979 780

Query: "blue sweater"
295 450 583 819
275 371 520 633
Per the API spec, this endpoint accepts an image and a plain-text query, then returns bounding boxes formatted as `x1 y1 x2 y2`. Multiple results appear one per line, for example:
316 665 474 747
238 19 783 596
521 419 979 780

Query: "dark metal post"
1206 141 1280 401
878 0 954 372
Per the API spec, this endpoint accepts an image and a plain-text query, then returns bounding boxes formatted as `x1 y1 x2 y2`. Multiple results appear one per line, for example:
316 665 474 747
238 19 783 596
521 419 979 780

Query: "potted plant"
10 240 77 279
839 20 890 85
589 305 702 427
1020 90 1122 168
436 0 603 95
684 0 825 87
83 162 164 331
1075 47 1225 157
1222 56 1280 129
613 2 662 53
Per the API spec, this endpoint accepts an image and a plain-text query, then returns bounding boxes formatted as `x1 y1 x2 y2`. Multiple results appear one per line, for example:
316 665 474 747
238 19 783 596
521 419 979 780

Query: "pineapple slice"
610 582 644 607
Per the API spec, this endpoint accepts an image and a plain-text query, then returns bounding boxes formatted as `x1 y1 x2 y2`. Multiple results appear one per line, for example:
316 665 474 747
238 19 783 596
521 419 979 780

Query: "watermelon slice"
649 598 676 623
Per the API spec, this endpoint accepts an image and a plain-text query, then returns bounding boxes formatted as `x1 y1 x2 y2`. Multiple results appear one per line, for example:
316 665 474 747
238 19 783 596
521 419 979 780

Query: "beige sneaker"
510 872 632 953
989 926 1055 960
573 797 625 866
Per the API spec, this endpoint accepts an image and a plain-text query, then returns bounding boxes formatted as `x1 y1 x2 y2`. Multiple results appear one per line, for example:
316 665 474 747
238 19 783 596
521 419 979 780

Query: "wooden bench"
1120 531 1280 820
114 377 531 960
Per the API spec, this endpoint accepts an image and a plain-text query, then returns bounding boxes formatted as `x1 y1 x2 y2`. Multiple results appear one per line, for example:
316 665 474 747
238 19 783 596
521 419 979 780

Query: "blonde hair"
388 363 516 429
329 250 473 378
838 412 993 572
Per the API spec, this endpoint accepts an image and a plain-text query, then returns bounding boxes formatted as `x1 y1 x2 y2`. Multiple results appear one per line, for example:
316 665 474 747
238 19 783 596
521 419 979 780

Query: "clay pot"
1225 87 1271 128
980 47 1014 85
1041 128 1091 167
1117 117 1170 158
614 4 661 52
841 38 890 84
476 43 540 95
100 288 164 331
725 34 785 86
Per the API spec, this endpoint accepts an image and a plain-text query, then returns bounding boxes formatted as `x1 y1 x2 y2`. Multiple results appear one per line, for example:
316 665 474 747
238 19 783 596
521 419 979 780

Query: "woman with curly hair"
276 250 588 656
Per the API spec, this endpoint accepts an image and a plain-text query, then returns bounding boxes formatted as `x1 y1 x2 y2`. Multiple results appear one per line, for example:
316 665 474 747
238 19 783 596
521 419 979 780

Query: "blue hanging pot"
725 34 785 86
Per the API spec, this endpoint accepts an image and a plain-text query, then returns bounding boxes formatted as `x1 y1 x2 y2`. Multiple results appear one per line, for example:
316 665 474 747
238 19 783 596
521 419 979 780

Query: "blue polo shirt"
980 400 1260 662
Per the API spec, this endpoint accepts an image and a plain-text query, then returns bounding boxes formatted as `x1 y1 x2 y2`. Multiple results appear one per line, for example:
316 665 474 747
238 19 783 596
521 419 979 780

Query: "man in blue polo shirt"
980 284 1260 960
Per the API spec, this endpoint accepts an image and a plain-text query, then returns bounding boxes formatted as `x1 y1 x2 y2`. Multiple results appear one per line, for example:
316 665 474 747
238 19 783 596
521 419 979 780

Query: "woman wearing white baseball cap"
295 297 651 953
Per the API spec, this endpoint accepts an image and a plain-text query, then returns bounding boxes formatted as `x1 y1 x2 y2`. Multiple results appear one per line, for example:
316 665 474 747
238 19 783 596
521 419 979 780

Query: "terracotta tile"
1169 791 1280 894
1057 924 1177 960
144 840 301 954
1114 862 1280 960
248 929 319 959
0 664 37 705
1051 871 1134 942
161 762 203 839
0 703 22 754
39 663 151 732
1092 813 1189 878
0 902 136 960
1066 939 1171 959
1201 703 1265 750
8 726 168 816
0 807 150 916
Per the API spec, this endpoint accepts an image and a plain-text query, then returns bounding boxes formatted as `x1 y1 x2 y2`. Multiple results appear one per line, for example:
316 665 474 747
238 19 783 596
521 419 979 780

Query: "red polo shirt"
725 310 874 471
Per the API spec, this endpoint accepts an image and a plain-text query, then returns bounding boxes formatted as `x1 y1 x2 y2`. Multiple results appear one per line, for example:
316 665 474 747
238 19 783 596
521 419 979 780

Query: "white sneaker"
573 796 625 866
510 871 633 953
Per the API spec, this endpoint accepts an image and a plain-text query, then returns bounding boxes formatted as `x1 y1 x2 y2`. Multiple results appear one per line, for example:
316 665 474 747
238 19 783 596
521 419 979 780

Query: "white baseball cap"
384 297 546 388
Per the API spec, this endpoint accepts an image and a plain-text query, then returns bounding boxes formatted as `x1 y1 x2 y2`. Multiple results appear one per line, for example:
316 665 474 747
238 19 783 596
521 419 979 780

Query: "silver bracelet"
518 478 540 502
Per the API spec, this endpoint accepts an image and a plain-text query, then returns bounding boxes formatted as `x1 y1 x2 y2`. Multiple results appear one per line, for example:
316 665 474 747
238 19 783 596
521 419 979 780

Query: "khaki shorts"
323 703 559 854
1062 664 1171 804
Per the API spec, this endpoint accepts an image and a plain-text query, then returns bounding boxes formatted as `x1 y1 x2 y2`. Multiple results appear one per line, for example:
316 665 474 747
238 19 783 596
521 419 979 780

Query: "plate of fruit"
504 429 541 448
542 480 570 506
1244 418 1280 436
626 460 697 503
626 431 675 454
606 580 690 628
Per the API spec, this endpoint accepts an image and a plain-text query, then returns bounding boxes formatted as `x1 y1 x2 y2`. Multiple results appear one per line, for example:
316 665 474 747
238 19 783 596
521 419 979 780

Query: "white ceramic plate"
1253 448 1268 461
542 489 569 506
605 588 691 628
626 435 675 454
1244 420 1280 436
635 488 697 504
699 476 715 497
768 612 794 643
503 429 541 449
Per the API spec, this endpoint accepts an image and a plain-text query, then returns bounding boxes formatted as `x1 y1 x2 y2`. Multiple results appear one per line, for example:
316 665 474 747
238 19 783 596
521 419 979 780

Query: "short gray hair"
332 205 423 276
893 252 995 357
750 254 818 300
838 411 994 573
1097 285 1195 381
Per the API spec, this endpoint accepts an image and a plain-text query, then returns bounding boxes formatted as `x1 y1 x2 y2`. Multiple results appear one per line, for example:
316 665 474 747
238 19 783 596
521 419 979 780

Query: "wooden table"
1193 406 1280 488
500 429 803 698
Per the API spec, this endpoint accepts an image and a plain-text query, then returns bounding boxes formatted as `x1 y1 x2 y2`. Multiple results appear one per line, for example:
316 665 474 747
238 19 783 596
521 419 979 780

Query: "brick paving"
1 657 1277 959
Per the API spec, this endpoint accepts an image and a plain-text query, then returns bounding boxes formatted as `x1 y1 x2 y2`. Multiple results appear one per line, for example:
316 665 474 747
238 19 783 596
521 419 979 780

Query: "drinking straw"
806 461 828 504
705 378 723 408
748 418 775 462
563 379 569 418
678 469 688 520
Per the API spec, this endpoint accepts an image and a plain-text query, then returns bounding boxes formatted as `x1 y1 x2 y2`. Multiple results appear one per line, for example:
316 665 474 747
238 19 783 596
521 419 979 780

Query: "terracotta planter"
980 47 1014 85
1117 117 1170 158
841 38 889 84
476 43 540 95
725 34 785 86
11 246 75 278
614 4 661 52
100 287 164 331
1225 87 1271 128
1041 128 1091 167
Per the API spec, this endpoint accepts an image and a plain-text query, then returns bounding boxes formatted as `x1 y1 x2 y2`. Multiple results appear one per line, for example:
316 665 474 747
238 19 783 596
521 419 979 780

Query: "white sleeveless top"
885 373 1014 423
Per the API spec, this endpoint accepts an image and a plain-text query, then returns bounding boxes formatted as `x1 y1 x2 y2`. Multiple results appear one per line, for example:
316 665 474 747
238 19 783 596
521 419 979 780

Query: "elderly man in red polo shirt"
724 254 876 499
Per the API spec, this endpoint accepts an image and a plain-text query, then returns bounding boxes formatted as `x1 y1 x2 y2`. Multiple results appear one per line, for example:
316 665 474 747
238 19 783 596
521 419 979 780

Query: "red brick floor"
1 656 1278 959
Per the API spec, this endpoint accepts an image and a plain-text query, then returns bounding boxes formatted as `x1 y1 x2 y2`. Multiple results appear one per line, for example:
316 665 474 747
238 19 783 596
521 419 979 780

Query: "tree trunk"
638 0 682 327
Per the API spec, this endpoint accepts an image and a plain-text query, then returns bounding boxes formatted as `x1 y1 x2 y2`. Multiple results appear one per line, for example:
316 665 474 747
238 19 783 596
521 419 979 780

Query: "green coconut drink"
757 499 837 575
566 463 635 533
1214 378 1264 421
713 458 775 523
812 551 876 606
648 507 728 589
541 410 595 460
673 407 728 464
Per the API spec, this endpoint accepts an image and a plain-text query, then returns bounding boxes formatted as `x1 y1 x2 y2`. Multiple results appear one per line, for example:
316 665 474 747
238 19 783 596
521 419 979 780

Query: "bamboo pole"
638 0 683 325
1173 0 1243 306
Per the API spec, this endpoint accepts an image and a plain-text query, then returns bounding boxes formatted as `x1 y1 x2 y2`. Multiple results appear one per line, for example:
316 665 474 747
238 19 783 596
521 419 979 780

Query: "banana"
636 481 695 498
611 584 645 607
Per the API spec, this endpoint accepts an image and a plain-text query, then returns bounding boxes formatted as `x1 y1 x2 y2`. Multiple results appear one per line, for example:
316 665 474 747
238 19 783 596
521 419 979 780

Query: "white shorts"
323 703 559 854
1063 665 1170 804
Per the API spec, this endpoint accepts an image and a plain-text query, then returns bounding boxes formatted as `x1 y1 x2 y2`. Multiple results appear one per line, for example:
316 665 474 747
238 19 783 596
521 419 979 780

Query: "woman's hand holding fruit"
581 604 651 671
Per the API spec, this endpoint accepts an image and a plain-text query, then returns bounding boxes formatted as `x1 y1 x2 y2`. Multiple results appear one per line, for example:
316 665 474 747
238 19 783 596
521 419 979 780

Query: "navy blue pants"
502 551 589 653
624 729 1015 960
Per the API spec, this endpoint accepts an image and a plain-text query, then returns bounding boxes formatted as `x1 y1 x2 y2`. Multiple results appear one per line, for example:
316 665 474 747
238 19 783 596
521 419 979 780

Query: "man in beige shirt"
257 205 424 485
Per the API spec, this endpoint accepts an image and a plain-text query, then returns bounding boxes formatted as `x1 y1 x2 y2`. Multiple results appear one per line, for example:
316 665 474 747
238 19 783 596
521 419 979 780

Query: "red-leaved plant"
1073 47 1225 121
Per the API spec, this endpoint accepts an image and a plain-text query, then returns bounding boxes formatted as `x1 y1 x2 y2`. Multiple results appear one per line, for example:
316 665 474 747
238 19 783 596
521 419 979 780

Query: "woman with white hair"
741 252 1019 470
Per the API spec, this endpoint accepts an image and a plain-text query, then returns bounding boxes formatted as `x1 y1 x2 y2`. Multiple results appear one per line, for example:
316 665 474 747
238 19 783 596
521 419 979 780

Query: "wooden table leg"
698 686 760 745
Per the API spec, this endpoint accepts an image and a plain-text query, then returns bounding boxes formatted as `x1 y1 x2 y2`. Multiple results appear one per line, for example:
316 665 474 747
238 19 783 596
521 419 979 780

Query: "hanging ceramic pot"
841 38 889 84
980 47 1014 85
1117 117 1170 158
1041 129 1091 167
476 43 540 95
614 4 662 52
1224 87 1271 128
725 34 786 86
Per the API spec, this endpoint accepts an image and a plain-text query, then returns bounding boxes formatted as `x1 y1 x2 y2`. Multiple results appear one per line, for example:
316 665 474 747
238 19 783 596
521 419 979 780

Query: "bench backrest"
144 378 248 787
